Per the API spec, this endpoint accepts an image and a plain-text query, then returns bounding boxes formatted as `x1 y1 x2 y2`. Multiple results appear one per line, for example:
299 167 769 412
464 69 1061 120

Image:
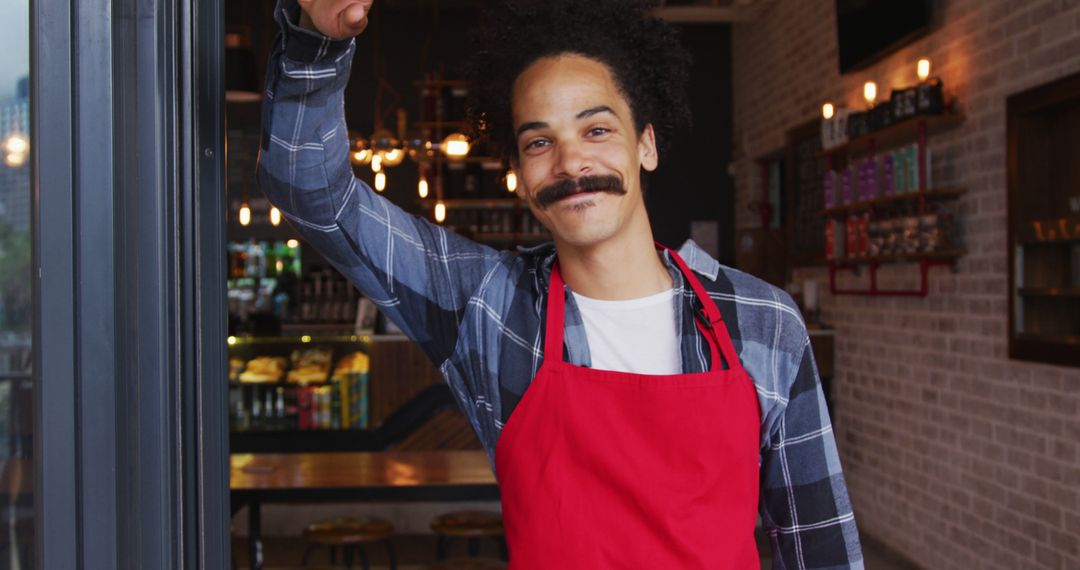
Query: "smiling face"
511 54 658 250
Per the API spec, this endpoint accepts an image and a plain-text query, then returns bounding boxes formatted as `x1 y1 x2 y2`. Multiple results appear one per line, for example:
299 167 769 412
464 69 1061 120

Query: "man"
259 0 863 567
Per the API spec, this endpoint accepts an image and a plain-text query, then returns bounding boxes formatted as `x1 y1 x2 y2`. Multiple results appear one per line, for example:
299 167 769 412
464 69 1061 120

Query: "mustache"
534 175 626 209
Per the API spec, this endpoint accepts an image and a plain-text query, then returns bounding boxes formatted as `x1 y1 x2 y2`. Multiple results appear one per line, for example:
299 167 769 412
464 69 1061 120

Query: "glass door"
0 0 32 566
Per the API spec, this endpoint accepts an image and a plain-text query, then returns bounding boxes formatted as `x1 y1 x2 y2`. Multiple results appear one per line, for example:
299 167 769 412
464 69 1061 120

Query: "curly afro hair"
464 0 692 163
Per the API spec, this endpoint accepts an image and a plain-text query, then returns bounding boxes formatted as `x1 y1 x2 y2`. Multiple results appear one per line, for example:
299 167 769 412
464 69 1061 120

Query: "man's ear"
638 124 658 172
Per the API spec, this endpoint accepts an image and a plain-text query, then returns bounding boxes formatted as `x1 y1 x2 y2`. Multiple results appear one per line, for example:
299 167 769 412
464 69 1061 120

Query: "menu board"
786 121 826 265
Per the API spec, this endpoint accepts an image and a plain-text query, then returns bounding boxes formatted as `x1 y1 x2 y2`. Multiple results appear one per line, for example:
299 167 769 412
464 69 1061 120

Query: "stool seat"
304 517 395 545
430 510 504 538
301 517 398 569
426 559 509 570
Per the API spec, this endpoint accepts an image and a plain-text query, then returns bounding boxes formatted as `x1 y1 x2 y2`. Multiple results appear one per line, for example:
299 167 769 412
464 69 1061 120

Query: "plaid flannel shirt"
257 2 863 567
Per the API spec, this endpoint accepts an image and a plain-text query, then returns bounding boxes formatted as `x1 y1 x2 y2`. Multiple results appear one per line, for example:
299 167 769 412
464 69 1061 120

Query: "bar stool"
425 559 508 570
300 516 398 570
430 510 507 561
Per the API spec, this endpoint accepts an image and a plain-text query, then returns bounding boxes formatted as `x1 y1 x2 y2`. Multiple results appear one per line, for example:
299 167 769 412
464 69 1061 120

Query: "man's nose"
552 139 592 178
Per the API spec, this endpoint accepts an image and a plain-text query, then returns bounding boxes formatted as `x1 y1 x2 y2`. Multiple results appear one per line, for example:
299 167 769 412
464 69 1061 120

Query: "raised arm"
257 0 505 365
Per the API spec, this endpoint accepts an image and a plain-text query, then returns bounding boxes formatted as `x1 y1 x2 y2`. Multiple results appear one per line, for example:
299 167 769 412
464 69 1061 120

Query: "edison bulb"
239 202 251 226
371 153 383 172
287 239 300 249
375 171 386 192
506 170 518 192
441 133 470 159
382 148 405 167
917 58 931 82
270 207 282 226
434 201 447 223
418 176 429 198
863 81 877 107
822 102 835 120
352 148 373 165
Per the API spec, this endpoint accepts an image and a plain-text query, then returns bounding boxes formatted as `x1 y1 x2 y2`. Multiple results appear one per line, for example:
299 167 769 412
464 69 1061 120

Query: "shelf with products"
820 112 964 159
818 106 965 297
227 239 375 337
227 335 372 435
821 186 966 217
419 197 552 248
227 333 460 453
1007 70 1080 368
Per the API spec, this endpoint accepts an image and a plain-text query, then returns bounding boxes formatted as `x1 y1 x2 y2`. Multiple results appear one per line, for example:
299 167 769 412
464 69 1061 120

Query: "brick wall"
730 1 1080 568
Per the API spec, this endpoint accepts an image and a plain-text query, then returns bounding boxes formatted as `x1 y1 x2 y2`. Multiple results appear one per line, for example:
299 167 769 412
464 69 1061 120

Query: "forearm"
760 341 863 569
257 0 503 365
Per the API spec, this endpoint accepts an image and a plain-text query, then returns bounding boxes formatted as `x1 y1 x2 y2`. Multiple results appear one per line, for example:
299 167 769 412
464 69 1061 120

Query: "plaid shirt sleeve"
256 0 504 364
760 334 863 569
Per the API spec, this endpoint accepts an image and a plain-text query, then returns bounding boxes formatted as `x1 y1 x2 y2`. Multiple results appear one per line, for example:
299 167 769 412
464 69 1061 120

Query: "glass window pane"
0 0 33 566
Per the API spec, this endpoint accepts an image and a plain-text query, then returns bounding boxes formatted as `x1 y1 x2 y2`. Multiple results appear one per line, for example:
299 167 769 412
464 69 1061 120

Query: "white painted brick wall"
731 1 1080 568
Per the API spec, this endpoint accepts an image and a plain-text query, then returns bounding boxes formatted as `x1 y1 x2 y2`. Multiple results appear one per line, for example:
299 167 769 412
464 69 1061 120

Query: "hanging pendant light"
270 206 282 226
441 133 471 160
239 201 251 226
375 171 387 192
505 169 518 193
434 200 447 223
418 175 429 198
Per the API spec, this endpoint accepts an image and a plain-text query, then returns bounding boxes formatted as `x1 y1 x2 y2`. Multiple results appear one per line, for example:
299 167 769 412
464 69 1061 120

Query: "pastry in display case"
238 356 288 383
286 347 333 384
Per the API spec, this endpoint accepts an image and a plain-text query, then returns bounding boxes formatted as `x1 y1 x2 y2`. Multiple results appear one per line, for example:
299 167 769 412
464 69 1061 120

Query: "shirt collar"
527 238 719 289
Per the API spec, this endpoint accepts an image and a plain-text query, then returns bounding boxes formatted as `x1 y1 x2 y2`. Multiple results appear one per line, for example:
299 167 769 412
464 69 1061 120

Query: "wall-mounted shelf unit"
1007 71 1080 368
820 109 966 297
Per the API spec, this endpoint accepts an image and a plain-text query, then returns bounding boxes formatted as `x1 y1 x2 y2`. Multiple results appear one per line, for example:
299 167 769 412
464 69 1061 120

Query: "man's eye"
524 139 549 150
587 127 610 137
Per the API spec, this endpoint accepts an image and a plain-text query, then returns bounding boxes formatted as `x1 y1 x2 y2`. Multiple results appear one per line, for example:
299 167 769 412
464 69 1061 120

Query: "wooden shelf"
829 248 966 265
821 112 965 157
1018 288 1080 297
822 187 966 217
1015 333 1080 345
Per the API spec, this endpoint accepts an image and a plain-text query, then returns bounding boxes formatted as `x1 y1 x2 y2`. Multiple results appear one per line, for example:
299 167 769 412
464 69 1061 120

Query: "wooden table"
230 451 500 570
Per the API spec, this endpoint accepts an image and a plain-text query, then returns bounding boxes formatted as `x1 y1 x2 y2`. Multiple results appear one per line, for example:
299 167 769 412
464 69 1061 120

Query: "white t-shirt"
571 289 681 375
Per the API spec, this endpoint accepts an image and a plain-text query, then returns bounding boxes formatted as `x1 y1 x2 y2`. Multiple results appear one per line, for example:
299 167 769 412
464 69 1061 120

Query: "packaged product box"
841 167 854 205
893 150 908 194
882 154 895 196
904 145 919 192
823 170 836 209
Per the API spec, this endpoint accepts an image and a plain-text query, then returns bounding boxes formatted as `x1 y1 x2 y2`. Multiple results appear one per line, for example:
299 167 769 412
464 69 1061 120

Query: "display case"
228 335 372 433
1007 71 1080 368
228 334 475 452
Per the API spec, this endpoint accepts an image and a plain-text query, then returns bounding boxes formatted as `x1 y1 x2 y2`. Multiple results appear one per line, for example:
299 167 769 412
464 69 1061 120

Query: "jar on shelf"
919 213 940 252
901 216 920 254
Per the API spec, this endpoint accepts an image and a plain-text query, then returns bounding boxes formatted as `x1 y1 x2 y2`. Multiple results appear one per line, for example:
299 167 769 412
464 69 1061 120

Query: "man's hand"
297 0 372 40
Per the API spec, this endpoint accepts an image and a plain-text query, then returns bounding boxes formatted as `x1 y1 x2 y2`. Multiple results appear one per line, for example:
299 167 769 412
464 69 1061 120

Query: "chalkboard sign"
786 121 827 266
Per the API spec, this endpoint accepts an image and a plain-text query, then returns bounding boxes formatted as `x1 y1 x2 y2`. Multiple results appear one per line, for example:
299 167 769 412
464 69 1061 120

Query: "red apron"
494 248 761 569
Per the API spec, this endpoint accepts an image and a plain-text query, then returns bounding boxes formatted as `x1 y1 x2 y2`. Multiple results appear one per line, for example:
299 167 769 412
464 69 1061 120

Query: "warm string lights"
863 81 877 107
822 102 835 120
822 57 935 120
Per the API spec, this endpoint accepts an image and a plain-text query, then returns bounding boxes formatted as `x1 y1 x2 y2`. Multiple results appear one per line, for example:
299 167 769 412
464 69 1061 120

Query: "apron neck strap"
545 247 740 372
